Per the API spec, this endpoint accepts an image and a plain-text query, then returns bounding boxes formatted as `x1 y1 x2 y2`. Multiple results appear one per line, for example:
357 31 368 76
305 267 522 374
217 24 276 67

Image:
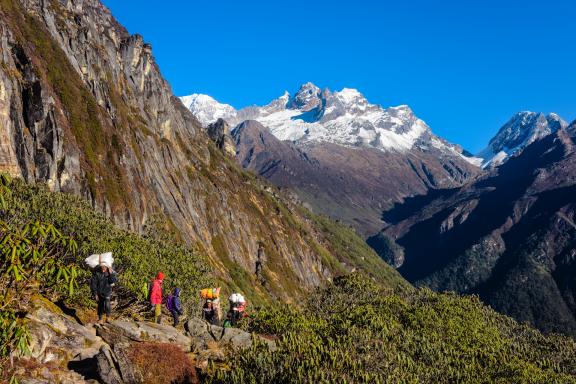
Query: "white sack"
85 252 114 269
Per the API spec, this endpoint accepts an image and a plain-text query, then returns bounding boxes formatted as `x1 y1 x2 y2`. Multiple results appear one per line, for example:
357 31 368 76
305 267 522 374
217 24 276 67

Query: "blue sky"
102 0 575 152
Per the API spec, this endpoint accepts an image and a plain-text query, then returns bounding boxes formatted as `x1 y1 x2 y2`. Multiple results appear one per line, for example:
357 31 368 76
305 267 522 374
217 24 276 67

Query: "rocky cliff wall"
0 0 401 300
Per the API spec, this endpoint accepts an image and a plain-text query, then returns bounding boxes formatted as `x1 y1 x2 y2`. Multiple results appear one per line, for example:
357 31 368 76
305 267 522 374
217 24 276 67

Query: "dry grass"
0 357 61 383
126 342 198 384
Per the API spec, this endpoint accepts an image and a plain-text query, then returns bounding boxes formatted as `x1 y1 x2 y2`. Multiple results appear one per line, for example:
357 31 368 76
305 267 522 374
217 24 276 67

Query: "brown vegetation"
126 342 198 384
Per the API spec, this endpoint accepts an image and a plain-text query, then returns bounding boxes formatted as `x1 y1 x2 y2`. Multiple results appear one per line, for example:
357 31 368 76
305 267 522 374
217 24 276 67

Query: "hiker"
90 263 117 324
202 299 218 325
224 293 247 327
200 287 222 325
167 287 184 326
149 272 164 324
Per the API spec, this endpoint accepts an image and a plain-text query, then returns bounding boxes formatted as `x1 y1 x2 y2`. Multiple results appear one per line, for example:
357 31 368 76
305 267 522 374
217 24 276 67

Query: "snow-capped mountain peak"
335 88 364 103
289 82 322 111
478 111 568 168
180 83 477 163
180 93 236 127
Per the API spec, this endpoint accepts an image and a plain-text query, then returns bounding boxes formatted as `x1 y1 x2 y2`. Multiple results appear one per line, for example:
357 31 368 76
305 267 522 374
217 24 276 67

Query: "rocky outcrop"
207 118 236 156
96 321 192 351
25 296 105 364
185 317 276 352
16 293 274 383
95 345 125 384
94 342 197 384
94 319 275 384
12 296 103 383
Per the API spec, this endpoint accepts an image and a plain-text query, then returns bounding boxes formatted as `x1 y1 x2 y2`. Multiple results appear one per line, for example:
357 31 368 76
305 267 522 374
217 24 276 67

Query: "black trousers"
97 295 111 319
171 311 180 326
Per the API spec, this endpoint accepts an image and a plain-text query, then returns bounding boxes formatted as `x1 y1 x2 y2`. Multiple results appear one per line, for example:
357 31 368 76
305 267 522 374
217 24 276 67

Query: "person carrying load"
224 293 247 327
86 252 117 324
200 287 221 325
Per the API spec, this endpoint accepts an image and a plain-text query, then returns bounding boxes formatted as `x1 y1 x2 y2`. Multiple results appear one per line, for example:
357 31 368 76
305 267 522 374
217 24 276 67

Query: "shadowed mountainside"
377 123 576 336
233 119 479 237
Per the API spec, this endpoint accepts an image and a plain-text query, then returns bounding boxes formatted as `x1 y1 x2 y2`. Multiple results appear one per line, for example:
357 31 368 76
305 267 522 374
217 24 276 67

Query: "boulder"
95 341 199 384
24 295 106 365
185 318 276 351
96 320 192 351
95 345 124 384
95 343 143 384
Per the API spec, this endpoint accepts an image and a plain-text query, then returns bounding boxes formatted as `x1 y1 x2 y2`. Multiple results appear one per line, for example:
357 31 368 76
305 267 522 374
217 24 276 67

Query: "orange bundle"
200 287 221 300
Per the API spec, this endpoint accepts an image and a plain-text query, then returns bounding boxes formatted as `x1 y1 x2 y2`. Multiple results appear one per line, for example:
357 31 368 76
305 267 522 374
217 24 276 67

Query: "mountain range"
184 88 576 336
2 1 576 382
182 84 481 236
376 122 576 336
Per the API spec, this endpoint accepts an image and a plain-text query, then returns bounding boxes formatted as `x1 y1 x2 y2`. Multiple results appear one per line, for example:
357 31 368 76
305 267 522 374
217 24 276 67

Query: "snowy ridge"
180 94 236 127
180 83 479 163
477 111 568 168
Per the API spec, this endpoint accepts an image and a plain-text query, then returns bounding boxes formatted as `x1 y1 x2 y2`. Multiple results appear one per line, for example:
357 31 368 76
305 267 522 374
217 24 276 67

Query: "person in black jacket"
90 264 117 323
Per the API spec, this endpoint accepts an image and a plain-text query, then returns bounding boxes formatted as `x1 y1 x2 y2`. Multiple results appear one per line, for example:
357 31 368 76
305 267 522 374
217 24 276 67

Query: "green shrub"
207 273 576 383
1 176 213 316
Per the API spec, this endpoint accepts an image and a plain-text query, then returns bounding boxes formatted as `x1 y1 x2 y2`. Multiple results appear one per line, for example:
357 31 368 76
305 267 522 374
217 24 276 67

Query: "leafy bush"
0 220 79 298
0 182 81 382
0 177 213 317
208 273 576 383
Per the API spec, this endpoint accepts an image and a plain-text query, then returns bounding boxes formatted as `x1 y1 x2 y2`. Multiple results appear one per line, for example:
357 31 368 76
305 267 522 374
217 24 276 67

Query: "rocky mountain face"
184 84 481 237
478 111 568 168
375 122 576 336
206 118 235 157
0 0 399 301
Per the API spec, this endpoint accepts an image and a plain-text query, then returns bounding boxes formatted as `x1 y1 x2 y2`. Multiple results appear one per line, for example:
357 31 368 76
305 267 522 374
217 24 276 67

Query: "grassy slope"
194 149 409 305
301 208 409 291
1 174 407 311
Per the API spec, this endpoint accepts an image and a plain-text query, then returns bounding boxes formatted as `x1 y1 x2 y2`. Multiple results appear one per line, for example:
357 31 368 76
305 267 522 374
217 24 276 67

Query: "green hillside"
2 175 576 383
208 273 576 383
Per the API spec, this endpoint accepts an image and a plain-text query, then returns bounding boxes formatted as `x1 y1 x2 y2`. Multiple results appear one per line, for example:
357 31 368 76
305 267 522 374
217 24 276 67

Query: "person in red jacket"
149 272 164 324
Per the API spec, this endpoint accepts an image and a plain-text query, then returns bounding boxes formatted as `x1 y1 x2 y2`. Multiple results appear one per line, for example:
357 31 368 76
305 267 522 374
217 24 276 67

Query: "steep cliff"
0 0 402 301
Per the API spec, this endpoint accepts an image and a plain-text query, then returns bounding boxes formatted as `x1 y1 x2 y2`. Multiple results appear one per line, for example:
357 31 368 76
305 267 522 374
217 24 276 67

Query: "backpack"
166 294 175 312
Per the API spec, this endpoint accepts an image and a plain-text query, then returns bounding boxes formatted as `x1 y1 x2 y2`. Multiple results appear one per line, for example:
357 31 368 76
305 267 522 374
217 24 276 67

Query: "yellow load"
200 287 221 300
